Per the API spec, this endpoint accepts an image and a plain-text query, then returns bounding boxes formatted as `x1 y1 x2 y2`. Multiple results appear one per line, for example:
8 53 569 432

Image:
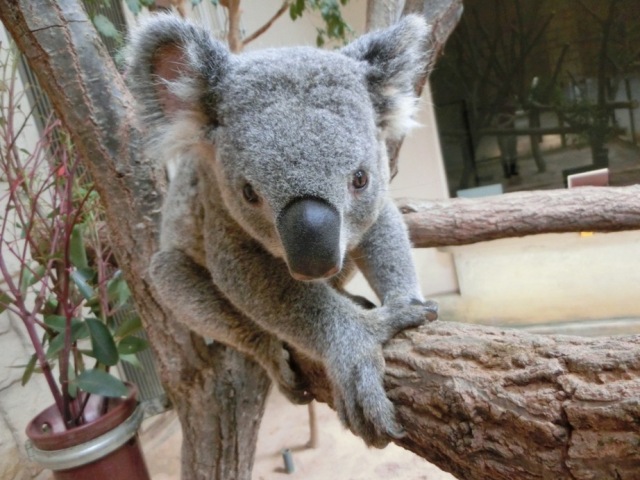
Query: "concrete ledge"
438 230 640 325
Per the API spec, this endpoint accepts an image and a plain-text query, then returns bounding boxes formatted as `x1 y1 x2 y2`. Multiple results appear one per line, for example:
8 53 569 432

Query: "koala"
126 14 437 448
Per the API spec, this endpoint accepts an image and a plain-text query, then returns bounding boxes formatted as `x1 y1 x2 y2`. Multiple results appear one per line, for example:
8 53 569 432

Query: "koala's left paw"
330 348 402 448
329 302 432 448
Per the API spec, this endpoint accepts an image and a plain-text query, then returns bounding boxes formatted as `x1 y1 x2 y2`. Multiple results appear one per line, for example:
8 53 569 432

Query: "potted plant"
0 45 151 479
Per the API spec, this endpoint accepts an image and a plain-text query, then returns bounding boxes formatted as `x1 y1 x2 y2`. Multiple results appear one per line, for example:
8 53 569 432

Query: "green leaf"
46 333 64 358
70 269 95 300
21 354 37 386
92 14 120 40
42 296 59 315
85 296 101 309
114 314 142 339
119 353 142 369
46 322 88 358
0 289 12 314
125 0 141 15
107 271 131 308
290 0 305 19
44 314 66 331
86 318 119 366
69 225 88 270
74 369 128 398
44 315 85 333
19 264 46 294
117 336 148 355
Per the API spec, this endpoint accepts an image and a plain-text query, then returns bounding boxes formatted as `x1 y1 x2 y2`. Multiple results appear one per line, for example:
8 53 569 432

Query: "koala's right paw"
265 341 313 405
329 302 431 448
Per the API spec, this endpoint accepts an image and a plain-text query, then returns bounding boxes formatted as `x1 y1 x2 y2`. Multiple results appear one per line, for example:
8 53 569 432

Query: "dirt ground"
141 388 456 480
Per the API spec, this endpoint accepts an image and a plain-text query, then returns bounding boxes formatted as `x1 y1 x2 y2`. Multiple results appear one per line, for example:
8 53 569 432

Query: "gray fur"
126 14 434 448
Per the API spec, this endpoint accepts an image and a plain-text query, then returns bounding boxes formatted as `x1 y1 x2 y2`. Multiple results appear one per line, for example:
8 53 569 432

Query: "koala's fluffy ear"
126 15 229 157
341 15 430 140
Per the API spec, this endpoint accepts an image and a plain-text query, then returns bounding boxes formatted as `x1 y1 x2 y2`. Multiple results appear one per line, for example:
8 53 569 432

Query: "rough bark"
295 322 640 480
398 185 640 248
2 1 640 479
391 324 640 480
366 0 402 31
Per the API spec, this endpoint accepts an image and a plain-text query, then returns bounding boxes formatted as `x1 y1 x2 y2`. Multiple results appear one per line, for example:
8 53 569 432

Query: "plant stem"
0 189 65 419
58 148 75 425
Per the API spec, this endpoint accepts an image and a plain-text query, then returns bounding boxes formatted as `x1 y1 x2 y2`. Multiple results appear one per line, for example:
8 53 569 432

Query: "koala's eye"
242 183 260 204
351 170 368 191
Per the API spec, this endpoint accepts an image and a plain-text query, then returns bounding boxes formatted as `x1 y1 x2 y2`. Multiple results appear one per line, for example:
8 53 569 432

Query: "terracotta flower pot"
25 383 151 480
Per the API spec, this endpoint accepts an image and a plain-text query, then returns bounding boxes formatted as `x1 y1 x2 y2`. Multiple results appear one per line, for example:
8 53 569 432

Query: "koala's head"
127 15 429 281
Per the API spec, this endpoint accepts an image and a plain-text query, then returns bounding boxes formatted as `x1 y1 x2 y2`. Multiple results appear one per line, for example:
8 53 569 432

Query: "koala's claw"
277 380 313 405
388 426 407 440
422 299 439 321
270 345 313 405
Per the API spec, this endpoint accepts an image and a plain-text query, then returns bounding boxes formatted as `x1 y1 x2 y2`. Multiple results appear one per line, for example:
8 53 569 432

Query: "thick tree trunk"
2 1 640 479
0 1 269 479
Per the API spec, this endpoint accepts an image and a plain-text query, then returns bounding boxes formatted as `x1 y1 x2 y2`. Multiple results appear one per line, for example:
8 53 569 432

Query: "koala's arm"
353 199 425 305
150 248 314 405
202 204 429 447
150 166 312 404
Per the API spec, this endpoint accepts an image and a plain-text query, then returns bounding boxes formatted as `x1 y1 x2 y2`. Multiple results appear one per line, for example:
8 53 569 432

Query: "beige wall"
440 230 640 328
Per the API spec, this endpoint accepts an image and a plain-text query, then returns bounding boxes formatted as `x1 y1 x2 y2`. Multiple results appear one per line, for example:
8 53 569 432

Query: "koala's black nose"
277 197 341 281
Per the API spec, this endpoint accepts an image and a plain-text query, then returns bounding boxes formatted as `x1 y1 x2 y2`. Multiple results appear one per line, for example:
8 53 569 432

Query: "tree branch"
242 1 289 48
389 323 640 480
220 0 242 53
366 0 402 31
576 0 605 26
295 321 640 480
399 185 640 248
